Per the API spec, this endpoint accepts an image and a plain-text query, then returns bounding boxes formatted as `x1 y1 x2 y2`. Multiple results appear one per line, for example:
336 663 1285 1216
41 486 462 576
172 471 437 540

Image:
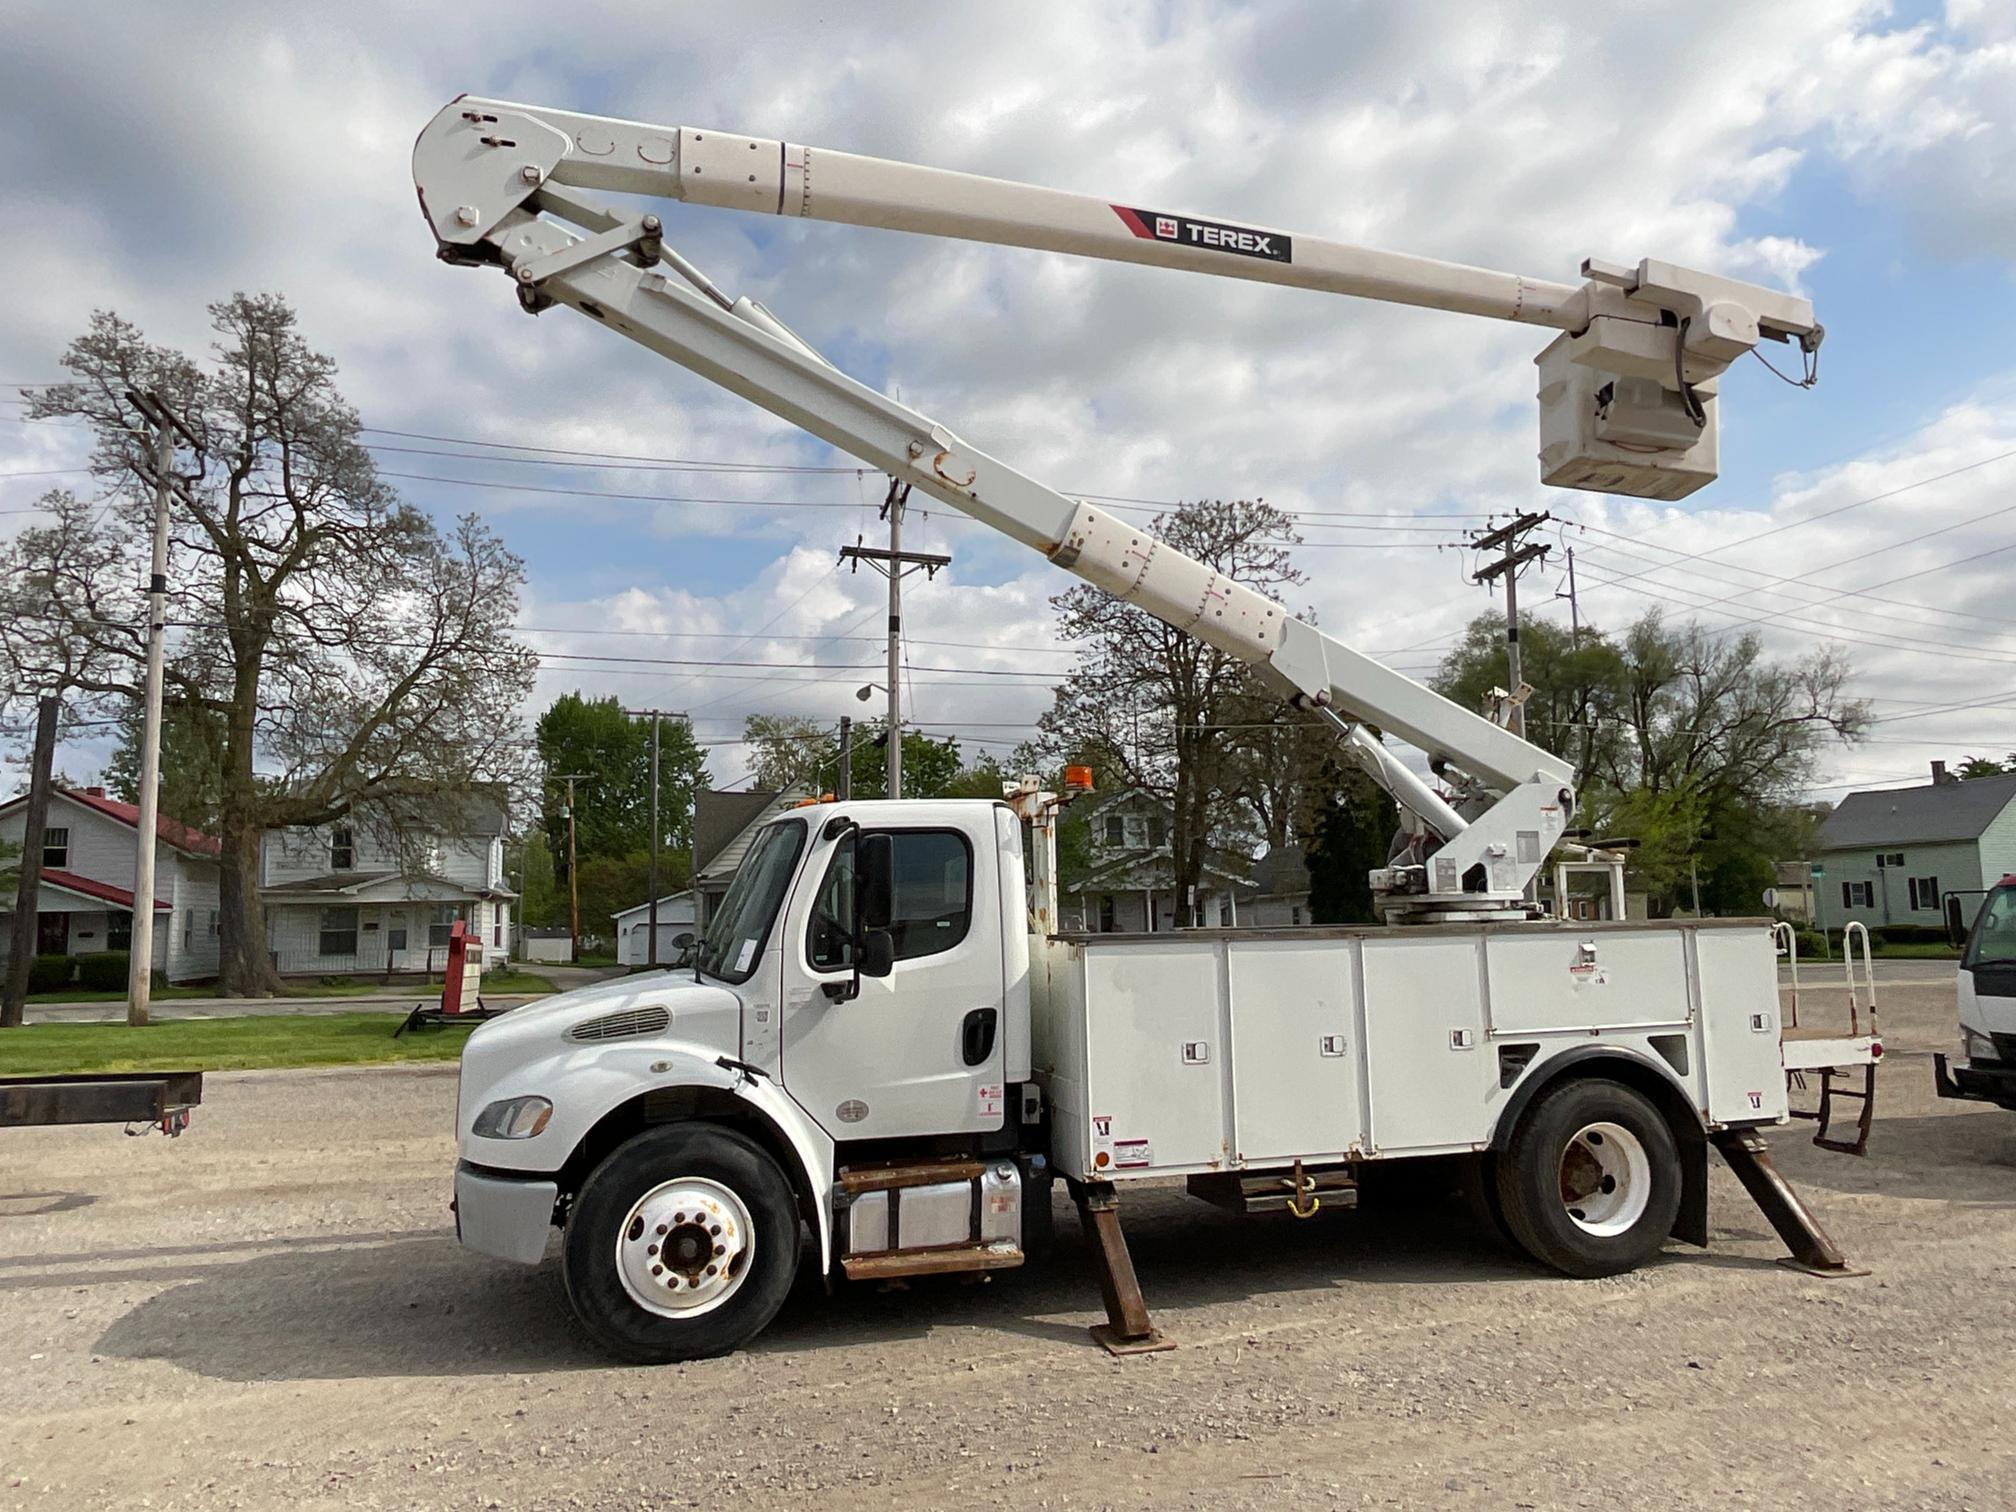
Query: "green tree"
1956 752 2016 779
515 829 560 928
102 694 228 831
741 714 971 799
1434 609 1866 915
535 693 709 911
1304 764 1399 925
6 299 536 994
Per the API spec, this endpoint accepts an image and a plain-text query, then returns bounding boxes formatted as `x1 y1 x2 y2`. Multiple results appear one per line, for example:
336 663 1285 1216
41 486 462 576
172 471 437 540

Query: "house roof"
1815 772 2016 851
694 787 812 884
611 890 698 925
0 786 222 860
1254 843 1308 899
37 869 172 910
260 870 507 903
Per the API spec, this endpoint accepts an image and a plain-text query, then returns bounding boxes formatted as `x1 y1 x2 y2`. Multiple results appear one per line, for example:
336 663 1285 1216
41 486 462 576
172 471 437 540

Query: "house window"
107 910 133 951
1291 905 1304 926
208 908 219 937
330 827 355 871
1104 816 1125 846
1908 876 1941 912
1122 815 1149 849
41 827 68 870
1841 881 1874 909
1098 895 1116 933
318 906 359 957
429 905 467 949
1147 817 1167 849
1876 852 1904 868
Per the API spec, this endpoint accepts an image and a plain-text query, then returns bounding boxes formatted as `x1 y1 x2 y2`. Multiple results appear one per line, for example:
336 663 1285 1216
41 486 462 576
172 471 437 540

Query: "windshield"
1965 884 2016 969
697 818 807 984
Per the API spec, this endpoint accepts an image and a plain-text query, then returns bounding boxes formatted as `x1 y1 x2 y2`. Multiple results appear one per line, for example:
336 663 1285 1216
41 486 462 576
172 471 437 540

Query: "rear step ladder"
1777 920 1881 1155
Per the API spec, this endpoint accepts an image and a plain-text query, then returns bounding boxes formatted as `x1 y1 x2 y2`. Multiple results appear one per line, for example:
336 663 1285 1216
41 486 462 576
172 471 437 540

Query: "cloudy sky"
3 0 2014 803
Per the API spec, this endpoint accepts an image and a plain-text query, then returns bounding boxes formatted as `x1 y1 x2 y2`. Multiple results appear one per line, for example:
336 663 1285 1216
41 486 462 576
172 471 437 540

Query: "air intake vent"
566 1005 671 1043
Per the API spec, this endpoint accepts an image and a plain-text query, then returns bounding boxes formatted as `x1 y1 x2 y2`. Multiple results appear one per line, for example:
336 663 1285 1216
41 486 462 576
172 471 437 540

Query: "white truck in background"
1937 876 2016 1111
416 96 1875 1361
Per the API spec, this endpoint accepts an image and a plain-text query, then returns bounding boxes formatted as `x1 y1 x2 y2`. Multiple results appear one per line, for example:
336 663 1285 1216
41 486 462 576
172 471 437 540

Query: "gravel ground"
2 979 2011 1511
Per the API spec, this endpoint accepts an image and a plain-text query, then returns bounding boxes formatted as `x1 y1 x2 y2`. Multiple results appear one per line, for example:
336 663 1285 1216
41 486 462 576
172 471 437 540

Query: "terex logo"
1113 205 1293 264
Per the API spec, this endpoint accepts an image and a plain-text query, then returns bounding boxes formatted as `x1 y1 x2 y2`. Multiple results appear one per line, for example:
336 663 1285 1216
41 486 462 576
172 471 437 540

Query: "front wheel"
1494 1078 1682 1278
562 1124 800 1362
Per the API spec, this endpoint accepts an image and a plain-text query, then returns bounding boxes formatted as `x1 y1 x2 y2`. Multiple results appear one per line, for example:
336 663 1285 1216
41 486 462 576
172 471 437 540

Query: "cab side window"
807 829 973 970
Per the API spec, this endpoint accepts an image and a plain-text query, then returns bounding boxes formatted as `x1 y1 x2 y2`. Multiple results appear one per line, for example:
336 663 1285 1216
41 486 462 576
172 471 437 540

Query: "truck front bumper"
453 1161 559 1265
1934 1053 2016 1111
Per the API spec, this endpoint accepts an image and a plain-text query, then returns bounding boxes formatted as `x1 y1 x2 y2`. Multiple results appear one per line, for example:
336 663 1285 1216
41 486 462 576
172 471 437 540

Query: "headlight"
1961 1027 2000 1067
472 1095 553 1139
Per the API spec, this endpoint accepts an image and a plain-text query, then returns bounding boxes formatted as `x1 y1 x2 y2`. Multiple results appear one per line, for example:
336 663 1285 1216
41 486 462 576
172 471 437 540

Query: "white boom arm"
413 97 1821 914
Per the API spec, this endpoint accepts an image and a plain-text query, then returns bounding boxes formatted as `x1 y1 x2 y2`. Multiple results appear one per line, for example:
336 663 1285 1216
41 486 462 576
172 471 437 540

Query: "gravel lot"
2 975 2011 1510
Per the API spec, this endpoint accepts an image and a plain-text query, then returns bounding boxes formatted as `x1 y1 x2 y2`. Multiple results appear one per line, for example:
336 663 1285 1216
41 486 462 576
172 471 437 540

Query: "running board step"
841 1242 1024 1280
836 1159 985 1194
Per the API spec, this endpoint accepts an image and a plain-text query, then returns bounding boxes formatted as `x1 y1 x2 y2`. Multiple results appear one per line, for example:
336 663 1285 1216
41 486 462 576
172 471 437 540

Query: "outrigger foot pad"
1711 1129 1868 1277
1069 1179 1175 1355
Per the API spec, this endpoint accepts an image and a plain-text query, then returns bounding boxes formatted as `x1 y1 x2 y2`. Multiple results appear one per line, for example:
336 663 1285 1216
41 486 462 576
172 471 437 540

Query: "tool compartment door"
1226 938 1363 1162
1080 939 1226 1174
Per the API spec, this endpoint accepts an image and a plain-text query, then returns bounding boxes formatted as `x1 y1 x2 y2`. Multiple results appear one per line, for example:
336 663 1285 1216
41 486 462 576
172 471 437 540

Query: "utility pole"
836 715 852 802
623 709 687 968
555 773 592 962
123 389 199 1027
1556 545 1581 641
840 479 947 800
2 697 60 1028
1469 511 1552 740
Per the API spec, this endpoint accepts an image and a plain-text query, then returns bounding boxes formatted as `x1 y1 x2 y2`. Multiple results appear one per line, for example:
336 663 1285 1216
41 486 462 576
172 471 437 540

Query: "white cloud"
4 0 2014 794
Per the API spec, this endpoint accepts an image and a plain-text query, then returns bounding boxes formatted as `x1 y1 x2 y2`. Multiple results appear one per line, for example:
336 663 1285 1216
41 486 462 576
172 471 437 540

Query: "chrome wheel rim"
615 1176 755 1318
1558 1121 1651 1237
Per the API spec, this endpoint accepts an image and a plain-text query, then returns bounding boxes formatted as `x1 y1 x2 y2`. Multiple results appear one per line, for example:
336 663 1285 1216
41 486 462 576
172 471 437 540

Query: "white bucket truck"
417 97 1872 1360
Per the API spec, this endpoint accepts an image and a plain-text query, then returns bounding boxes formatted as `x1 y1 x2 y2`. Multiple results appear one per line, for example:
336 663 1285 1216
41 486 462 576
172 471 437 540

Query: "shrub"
74 951 132 991
27 954 75 993
1873 924 1949 947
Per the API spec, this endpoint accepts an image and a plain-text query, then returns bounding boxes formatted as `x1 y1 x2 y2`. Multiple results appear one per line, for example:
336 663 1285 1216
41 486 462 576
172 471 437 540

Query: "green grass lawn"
0 1013 475 1075
25 971 555 1004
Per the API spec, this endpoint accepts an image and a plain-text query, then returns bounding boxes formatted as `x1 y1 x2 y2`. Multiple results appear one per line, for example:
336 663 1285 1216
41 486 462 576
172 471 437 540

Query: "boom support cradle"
413 96 1820 914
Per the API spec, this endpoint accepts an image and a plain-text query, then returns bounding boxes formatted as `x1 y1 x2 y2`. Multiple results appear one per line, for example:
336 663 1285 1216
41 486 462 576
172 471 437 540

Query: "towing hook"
1288 1159 1320 1219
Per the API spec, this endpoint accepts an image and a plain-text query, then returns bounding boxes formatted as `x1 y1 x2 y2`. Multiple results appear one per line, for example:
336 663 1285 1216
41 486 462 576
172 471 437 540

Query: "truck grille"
566 1006 671 1042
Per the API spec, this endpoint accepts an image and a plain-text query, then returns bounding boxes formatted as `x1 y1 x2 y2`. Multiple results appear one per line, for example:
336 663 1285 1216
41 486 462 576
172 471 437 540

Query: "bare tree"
6 296 536 994
1035 499 1308 923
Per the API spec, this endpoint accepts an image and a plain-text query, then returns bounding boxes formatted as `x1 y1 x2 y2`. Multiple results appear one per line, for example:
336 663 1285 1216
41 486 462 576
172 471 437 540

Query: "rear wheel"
1495 1078 1681 1278
562 1124 800 1362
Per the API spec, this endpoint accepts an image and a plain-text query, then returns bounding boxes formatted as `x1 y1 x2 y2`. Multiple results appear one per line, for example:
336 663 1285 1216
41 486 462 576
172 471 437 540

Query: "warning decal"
1113 1138 1152 1168
1112 205 1292 263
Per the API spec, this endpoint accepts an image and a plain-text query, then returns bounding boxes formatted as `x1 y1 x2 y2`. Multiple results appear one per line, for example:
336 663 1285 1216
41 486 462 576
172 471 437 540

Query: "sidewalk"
22 964 627 1025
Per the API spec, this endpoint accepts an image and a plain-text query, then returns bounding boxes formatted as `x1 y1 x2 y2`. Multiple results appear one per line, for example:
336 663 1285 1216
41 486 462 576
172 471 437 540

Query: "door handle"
961 1008 997 1067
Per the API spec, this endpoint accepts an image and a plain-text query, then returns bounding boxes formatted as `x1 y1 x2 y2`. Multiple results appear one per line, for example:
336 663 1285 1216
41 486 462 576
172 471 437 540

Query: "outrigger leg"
1068 1179 1175 1355
1711 1129 1870 1278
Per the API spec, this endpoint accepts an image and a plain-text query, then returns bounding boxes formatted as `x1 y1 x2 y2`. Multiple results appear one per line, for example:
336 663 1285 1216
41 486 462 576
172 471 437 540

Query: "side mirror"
1946 894 1967 950
856 928 895 979
858 832 895 930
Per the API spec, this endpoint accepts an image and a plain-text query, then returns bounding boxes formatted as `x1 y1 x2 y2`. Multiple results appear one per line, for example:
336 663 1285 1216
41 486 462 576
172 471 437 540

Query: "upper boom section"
420 97 1821 504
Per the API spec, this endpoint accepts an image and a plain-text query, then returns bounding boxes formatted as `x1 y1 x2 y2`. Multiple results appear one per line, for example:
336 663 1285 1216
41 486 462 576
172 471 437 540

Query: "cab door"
780 815 1006 1142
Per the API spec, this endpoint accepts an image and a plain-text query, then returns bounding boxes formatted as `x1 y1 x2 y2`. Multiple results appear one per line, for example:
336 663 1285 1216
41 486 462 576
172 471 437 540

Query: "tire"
562 1123 800 1362
1494 1078 1682 1279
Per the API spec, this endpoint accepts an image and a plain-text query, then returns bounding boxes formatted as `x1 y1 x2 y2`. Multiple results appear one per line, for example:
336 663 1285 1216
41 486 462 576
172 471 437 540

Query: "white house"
0 785 222 984
258 792 515 974
1067 789 1256 932
611 890 699 967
